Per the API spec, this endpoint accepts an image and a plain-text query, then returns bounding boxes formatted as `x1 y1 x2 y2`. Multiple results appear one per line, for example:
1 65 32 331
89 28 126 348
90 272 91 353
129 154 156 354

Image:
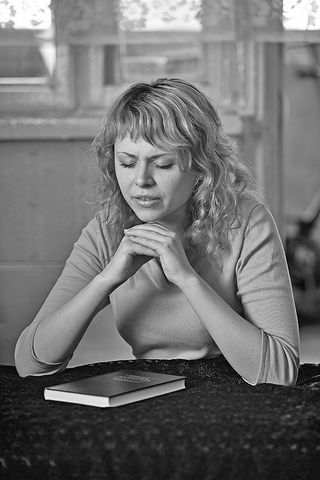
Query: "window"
283 0 320 30
0 0 55 85
113 0 204 84
0 0 72 113
1 0 319 117
98 0 255 116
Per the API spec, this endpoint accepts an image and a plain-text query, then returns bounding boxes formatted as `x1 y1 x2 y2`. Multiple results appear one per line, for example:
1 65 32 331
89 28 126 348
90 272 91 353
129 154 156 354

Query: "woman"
15 78 300 385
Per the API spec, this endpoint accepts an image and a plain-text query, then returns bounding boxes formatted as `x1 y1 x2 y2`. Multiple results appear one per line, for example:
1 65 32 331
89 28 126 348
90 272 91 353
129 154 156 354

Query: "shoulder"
234 197 278 238
236 197 272 225
232 197 285 268
80 209 110 237
225 198 280 258
74 210 114 264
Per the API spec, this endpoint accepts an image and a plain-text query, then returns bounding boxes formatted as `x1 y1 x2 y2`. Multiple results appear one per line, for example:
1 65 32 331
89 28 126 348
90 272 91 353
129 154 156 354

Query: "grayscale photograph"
1 1 320 479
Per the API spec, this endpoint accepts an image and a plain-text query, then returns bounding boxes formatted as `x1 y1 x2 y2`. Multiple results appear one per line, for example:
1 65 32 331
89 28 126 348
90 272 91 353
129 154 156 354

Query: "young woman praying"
15 78 300 385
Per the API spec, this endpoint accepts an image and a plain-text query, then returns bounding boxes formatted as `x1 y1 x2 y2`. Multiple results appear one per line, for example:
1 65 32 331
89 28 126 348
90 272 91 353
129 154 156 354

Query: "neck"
157 204 192 234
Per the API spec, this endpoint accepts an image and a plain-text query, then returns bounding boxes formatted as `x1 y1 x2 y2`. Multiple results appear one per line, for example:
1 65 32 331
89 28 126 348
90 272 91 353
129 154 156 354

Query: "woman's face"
114 136 196 229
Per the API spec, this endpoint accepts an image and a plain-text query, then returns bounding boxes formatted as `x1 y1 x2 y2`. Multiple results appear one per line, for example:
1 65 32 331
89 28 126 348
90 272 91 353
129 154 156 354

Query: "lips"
134 196 159 200
133 196 161 207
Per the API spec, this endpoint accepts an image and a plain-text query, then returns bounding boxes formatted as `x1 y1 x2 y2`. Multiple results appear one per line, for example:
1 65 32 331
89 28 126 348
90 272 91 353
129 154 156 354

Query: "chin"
134 211 163 223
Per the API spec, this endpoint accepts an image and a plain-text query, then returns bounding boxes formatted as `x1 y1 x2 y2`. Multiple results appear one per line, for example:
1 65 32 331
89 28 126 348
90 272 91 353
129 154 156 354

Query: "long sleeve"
14 214 111 377
236 204 300 385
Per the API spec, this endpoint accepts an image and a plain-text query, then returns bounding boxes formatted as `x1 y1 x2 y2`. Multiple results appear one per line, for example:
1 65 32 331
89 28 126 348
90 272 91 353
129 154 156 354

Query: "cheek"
115 169 129 196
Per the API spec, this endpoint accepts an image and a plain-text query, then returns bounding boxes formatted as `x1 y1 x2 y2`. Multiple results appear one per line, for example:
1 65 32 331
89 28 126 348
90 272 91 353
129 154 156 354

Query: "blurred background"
0 0 319 367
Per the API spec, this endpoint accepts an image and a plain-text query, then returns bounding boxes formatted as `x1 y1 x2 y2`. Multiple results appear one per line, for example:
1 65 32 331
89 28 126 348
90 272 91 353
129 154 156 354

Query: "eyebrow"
116 152 173 161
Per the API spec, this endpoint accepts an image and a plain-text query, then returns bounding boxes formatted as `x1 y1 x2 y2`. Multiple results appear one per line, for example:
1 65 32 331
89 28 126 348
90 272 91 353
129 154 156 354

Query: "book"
44 369 186 407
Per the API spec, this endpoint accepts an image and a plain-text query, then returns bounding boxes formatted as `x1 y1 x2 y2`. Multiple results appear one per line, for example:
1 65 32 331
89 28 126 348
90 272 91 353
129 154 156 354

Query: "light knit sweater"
15 199 300 384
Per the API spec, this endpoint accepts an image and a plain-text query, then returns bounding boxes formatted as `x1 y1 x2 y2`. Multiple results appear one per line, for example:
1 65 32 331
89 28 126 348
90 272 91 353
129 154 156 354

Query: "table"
1 358 320 479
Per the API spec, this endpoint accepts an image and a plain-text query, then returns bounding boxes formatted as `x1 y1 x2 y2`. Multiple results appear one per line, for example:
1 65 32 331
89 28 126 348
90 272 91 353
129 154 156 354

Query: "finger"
126 231 172 252
149 222 186 238
125 224 175 238
125 229 165 243
124 228 174 244
125 229 183 252
125 238 157 257
149 222 177 233
128 235 162 255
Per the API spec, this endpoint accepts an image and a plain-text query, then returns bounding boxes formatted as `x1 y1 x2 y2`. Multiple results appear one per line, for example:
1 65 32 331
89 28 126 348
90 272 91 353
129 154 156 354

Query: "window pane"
0 0 55 84
119 0 202 31
283 0 320 30
106 0 204 84
117 41 204 83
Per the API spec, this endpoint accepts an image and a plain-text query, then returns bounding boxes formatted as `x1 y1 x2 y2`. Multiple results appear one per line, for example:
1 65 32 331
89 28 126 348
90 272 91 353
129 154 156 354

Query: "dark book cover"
44 369 186 407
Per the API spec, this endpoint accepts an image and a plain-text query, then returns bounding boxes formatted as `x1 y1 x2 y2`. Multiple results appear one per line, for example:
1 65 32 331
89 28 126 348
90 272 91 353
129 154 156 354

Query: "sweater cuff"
31 322 72 370
242 329 266 386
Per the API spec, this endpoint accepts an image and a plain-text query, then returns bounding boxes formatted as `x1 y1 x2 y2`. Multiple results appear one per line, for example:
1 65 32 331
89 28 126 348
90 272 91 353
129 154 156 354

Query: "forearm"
32 270 117 365
179 273 263 384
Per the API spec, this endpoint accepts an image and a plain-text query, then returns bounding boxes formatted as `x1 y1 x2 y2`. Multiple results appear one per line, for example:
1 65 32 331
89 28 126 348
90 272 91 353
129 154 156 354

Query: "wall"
0 139 133 365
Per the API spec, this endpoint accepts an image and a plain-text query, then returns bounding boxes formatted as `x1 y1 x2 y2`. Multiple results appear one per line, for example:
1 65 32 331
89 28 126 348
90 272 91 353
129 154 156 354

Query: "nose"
135 162 155 187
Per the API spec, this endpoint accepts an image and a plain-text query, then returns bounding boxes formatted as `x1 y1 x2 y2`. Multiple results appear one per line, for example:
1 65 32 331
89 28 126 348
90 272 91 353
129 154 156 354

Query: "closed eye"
118 161 174 170
118 161 136 168
155 163 174 170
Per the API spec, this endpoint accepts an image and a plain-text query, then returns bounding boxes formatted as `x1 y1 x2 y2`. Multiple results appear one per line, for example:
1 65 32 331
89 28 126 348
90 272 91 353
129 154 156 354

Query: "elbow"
14 334 34 377
282 352 300 387
255 361 298 387
14 345 43 377
14 355 51 378
283 355 299 387
14 327 41 377
274 342 300 387
14 332 69 377
15 353 34 378
256 335 300 387
15 362 35 378
15 353 68 378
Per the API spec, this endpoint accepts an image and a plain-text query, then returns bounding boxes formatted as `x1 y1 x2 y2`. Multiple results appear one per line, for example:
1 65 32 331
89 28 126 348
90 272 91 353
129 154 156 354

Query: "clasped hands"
101 222 194 289
124 223 196 286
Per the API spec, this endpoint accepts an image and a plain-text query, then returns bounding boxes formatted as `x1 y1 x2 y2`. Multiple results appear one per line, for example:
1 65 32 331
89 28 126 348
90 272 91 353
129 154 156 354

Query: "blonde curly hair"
92 78 260 257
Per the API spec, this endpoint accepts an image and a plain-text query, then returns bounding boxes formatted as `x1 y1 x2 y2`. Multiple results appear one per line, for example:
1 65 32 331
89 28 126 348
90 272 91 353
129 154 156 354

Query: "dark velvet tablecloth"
1 358 320 480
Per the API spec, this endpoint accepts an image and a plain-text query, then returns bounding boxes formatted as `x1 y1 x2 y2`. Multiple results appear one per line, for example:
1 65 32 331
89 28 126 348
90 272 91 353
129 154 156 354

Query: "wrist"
95 267 122 294
175 269 200 291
